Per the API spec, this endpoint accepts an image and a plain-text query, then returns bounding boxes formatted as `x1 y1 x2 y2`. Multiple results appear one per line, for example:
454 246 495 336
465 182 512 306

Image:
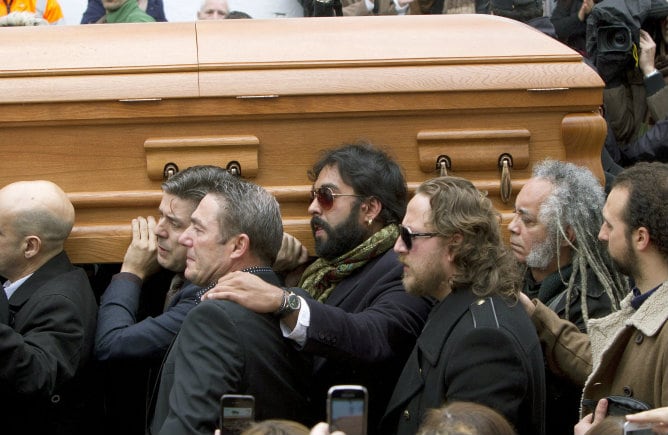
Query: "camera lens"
610 30 629 50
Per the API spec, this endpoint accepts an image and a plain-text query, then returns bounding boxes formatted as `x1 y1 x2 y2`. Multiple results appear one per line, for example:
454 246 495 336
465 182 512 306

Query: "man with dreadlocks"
520 162 668 433
202 143 432 431
508 159 626 435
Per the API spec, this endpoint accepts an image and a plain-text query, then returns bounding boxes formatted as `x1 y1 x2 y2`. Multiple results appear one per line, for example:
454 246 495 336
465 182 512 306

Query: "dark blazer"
148 270 312 435
380 289 546 435
95 272 202 361
0 285 8 324
0 251 98 435
302 249 433 431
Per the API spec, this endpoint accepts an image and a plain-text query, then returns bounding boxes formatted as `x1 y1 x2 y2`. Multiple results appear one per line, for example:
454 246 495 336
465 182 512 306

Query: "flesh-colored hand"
120 216 160 280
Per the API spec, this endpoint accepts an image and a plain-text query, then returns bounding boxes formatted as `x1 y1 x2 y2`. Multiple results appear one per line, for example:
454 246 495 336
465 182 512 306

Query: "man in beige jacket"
520 162 668 434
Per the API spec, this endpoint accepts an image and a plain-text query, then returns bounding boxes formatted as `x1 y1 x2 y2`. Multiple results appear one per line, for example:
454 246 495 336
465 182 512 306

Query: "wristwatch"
274 289 301 317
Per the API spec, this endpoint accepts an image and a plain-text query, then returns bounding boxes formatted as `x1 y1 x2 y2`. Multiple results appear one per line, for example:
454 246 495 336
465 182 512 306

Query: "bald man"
197 0 229 19
0 180 98 435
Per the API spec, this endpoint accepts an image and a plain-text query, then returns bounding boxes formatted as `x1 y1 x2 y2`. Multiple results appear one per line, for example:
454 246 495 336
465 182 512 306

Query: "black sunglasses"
310 186 363 210
399 225 439 250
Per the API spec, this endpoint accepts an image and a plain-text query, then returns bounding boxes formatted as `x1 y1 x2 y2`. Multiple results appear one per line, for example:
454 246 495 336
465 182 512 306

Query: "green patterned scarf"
299 224 400 302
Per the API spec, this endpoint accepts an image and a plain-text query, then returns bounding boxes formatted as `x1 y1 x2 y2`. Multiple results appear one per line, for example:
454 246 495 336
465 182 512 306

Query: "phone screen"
624 421 654 435
220 395 254 435
328 386 367 435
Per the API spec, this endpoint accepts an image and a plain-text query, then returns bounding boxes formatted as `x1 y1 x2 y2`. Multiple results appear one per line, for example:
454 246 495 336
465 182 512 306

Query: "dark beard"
311 206 369 261
612 245 639 279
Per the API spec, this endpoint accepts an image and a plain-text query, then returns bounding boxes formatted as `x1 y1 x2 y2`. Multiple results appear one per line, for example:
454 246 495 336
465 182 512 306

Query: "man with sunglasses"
203 143 432 430
380 176 545 435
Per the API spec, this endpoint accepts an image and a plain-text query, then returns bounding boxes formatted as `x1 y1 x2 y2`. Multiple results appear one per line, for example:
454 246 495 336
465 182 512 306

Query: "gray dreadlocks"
533 159 627 324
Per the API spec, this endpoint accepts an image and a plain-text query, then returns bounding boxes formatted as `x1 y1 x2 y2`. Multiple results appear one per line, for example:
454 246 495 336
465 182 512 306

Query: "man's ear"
635 227 651 251
230 234 250 260
24 236 41 259
561 225 576 246
362 196 383 223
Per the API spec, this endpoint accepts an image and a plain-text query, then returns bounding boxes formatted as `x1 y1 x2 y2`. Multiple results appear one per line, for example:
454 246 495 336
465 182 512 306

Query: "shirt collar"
4 274 33 300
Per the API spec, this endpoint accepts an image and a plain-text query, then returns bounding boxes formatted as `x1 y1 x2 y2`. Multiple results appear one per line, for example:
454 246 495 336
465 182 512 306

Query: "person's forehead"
404 194 431 226
604 186 629 219
315 164 351 190
516 177 553 209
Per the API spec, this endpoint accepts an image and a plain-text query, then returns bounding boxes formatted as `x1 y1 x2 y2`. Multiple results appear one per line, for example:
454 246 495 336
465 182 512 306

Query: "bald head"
0 180 74 247
198 0 229 20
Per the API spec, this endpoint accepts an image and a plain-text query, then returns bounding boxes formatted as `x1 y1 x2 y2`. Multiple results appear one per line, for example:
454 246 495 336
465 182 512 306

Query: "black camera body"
597 25 634 54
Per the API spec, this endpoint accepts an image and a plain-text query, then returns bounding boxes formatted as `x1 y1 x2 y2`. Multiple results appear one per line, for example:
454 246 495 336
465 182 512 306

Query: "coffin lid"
0 14 602 103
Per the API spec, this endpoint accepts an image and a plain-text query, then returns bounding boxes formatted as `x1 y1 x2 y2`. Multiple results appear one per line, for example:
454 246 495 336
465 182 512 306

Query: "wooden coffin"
0 15 606 263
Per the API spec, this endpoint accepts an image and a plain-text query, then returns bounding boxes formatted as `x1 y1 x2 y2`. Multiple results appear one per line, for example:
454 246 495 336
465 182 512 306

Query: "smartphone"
220 394 255 435
623 421 654 435
327 385 368 435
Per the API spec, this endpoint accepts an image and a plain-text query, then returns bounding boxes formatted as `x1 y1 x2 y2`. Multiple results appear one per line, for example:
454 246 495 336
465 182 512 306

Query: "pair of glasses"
399 225 440 250
310 186 363 210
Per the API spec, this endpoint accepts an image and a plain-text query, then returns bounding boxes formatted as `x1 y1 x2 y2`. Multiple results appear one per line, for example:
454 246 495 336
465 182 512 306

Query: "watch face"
287 293 301 310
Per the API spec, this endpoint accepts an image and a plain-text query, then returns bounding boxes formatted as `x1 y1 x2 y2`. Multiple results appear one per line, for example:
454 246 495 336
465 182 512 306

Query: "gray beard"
525 232 557 270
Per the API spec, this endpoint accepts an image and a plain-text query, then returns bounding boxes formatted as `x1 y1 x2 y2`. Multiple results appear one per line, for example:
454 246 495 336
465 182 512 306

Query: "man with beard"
202 143 432 430
379 176 545 435
508 160 627 435
519 162 668 434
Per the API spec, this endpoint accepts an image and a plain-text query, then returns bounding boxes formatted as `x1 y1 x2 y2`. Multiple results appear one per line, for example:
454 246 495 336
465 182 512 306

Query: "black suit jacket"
302 250 433 431
0 285 8 324
380 289 546 435
0 251 98 435
148 270 312 435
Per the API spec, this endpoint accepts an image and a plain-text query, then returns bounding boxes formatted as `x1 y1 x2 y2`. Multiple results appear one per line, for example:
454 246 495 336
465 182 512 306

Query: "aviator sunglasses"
310 186 364 210
399 225 439 250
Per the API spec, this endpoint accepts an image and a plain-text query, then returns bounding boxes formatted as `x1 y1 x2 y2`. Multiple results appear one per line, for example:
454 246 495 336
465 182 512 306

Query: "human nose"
394 231 407 254
597 224 607 242
154 217 167 237
307 194 321 215
178 227 193 247
508 214 520 234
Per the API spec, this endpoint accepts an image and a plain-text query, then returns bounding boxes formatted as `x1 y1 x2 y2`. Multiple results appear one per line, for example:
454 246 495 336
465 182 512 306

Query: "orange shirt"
1 0 64 24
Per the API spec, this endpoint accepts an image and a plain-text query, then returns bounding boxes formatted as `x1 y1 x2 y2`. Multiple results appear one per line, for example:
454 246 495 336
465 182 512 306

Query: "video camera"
588 0 668 56
596 25 634 54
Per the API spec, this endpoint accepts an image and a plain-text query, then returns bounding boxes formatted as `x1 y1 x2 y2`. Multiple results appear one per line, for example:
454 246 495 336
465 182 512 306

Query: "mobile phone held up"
327 385 368 435
220 394 255 435
623 421 654 435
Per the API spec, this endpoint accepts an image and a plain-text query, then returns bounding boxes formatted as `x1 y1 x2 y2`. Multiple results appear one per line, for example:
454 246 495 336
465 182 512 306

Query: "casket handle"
498 154 513 204
227 161 241 177
164 163 179 180
436 155 451 177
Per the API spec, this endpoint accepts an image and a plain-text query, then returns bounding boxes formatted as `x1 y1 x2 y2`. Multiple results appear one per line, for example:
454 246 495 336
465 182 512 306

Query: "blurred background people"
0 0 63 24
81 0 165 23
197 0 228 19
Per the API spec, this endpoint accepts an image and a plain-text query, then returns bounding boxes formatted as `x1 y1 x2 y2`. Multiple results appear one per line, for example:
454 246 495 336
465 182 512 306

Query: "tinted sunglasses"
310 186 363 210
399 225 439 250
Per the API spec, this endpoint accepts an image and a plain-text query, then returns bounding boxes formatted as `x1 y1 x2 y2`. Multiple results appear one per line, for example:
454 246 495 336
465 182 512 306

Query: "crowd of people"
2 1 668 435
1 139 668 435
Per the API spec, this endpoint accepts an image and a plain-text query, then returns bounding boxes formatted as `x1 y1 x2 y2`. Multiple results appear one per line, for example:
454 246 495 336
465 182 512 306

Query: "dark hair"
612 162 668 262
161 165 232 206
417 176 520 301
227 10 252 18
417 401 518 435
308 142 407 225
491 2 543 22
209 177 283 266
